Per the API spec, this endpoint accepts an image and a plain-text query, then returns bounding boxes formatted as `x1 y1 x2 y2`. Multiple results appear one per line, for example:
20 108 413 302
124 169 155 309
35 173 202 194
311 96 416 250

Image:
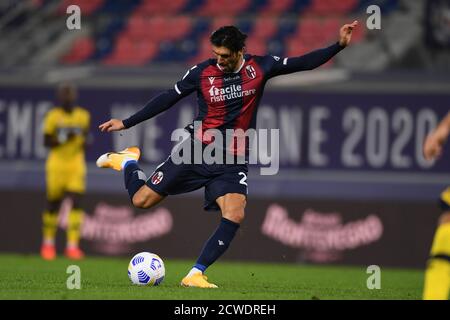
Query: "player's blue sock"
123 161 147 200
194 217 240 272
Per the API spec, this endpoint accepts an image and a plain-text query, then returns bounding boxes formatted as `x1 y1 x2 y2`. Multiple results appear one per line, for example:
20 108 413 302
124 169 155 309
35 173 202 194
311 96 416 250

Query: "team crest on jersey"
150 171 164 185
245 65 256 79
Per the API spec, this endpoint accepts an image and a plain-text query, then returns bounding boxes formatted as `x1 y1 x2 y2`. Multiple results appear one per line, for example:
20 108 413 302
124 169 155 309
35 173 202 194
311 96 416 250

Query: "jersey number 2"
238 172 248 186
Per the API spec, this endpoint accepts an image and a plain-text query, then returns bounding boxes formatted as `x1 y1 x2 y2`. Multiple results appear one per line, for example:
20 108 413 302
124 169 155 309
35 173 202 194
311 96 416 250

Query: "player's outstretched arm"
98 88 185 133
269 20 358 77
423 112 450 161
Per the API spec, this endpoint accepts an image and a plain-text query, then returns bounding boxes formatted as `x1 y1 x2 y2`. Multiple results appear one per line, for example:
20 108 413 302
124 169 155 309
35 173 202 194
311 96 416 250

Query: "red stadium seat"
245 38 267 56
259 0 295 15
188 35 215 65
304 0 358 15
197 0 251 17
294 17 343 46
285 38 334 68
123 15 192 42
102 35 159 66
250 15 279 40
61 37 95 64
133 0 187 16
57 0 104 16
210 16 236 31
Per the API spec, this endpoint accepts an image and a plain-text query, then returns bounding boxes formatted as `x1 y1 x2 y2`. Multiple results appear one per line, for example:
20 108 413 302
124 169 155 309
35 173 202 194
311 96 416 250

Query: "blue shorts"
145 155 248 211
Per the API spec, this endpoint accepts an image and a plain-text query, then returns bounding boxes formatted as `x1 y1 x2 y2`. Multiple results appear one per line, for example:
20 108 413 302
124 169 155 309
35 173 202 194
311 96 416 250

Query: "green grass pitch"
0 254 424 300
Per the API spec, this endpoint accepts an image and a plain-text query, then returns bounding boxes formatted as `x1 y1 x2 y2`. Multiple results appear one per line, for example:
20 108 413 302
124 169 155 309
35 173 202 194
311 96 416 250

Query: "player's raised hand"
423 134 444 161
99 119 125 132
339 20 358 47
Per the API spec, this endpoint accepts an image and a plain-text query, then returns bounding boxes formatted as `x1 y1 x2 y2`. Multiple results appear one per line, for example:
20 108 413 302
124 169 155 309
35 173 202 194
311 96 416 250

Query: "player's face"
57 86 77 108
212 46 243 73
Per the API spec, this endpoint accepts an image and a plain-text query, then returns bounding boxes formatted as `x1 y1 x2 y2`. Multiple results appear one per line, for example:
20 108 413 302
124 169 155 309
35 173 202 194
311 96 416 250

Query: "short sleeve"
43 110 56 136
83 109 90 132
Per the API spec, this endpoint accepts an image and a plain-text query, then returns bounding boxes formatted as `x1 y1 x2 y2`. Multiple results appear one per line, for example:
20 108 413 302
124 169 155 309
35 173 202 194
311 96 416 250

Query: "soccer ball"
127 252 165 286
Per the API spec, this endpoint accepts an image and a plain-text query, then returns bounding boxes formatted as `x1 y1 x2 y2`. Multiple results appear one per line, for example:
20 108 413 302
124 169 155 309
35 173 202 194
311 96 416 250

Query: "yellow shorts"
46 161 86 201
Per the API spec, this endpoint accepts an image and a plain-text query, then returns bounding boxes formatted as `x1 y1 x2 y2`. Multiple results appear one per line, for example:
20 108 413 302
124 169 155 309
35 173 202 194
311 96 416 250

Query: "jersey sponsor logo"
208 76 215 85
151 171 164 185
208 84 256 102
245 65 256 79
224 75 240 82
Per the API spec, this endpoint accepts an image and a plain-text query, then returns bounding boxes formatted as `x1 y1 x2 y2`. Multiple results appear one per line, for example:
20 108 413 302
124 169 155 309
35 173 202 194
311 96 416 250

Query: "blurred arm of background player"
423 112 450 161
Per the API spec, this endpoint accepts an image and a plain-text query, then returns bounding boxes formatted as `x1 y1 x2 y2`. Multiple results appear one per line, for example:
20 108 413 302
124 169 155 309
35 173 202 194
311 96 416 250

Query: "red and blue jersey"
123 42 344 154
175 54 272 137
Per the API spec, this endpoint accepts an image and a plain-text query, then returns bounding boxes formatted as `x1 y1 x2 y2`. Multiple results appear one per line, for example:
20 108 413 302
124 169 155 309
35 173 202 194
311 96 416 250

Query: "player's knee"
132 192 159 209
132 193 149 208
47 200 61 212
222 205 246 224
67 192 83 209
438 212 450 225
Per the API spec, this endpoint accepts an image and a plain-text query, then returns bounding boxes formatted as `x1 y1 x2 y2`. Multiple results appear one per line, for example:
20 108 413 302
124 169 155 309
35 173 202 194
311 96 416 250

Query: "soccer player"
97 21 358 288
423 111 450 300
41 83 91 260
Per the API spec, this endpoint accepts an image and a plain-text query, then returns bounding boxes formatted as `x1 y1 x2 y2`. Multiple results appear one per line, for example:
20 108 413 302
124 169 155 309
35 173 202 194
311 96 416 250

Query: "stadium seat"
123 15 193 43
294 17 343 46
188 35 215 64
196 0 251 16
209 16 235 31
259 0 295 15
133 0 188 16
57 0 105 16
285 38 334 67
102 35 159 66
357 0 399 14
249 15 279 41
303 0 358 15
245 38 267 56
100 0 141 15
53 0 370 66
61 37 95 64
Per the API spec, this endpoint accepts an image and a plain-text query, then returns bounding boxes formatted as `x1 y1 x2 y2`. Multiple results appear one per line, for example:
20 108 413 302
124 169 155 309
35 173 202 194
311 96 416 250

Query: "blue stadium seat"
183 0 205 12
100 0 141 14
91 18 126 60
293 0 311 12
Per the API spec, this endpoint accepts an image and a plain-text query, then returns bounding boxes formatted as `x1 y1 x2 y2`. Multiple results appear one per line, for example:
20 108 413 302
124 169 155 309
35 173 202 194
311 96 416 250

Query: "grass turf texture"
0 254 424 300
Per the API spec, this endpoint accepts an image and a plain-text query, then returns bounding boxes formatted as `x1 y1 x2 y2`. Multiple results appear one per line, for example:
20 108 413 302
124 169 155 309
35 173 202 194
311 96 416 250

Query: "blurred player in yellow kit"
423 111 450 300
40 83 90 260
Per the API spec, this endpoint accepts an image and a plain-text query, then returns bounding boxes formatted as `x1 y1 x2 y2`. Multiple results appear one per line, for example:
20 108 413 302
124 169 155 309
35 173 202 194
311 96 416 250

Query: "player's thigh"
204 166 248 212
46 168 65 203
132 184 165 208
140 156 207 208
216 193 247 223
65 163 86 195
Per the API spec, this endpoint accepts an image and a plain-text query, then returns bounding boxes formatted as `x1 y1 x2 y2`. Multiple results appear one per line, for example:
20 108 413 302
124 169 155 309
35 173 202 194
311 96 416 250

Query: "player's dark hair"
57 82 77 95
210 26 247 53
